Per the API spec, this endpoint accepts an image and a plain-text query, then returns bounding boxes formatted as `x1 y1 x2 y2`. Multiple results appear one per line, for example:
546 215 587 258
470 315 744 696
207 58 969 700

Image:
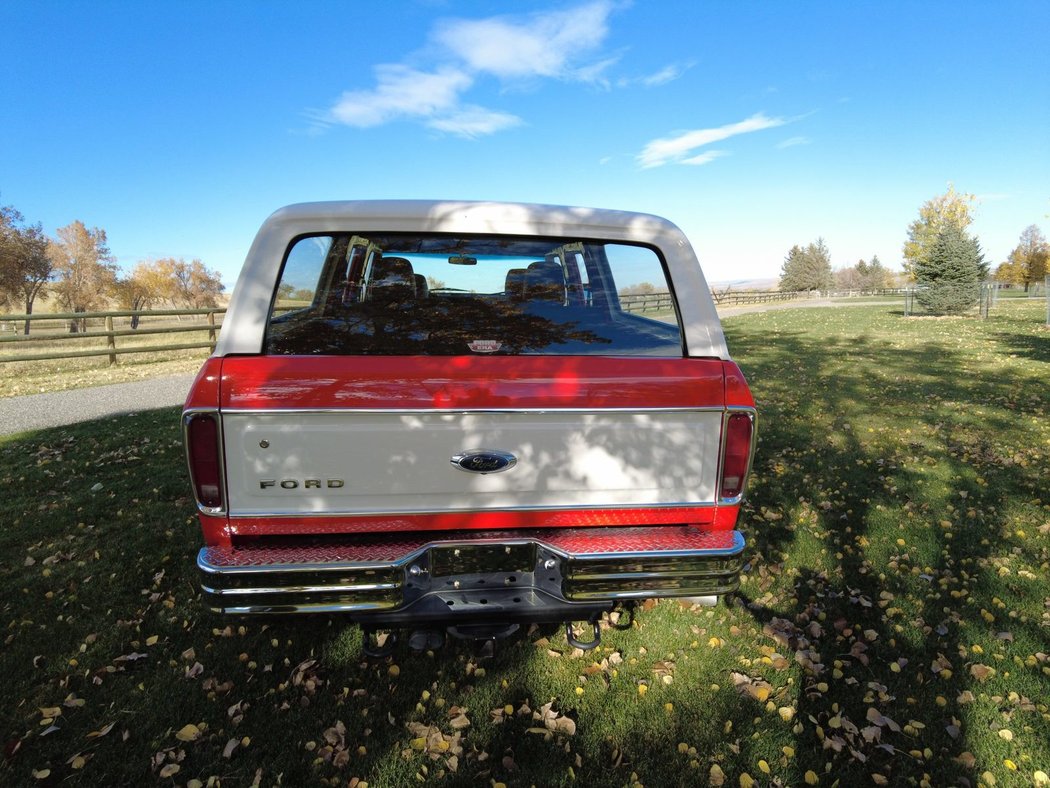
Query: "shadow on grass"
722 309 1050 786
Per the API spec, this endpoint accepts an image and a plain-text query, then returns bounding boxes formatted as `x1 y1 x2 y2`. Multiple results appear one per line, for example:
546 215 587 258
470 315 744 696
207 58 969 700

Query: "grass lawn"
1 302 1047 787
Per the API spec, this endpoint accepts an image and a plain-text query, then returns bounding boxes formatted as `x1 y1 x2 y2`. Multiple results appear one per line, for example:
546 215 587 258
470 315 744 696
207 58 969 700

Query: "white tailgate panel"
223 411 722 515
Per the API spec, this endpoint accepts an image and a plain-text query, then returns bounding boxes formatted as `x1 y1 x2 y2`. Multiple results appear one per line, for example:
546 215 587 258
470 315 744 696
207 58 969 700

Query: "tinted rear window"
264 233 682 356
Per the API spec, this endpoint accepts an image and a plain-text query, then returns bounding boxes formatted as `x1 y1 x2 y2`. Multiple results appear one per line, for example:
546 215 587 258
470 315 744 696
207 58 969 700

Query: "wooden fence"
0 308 224 365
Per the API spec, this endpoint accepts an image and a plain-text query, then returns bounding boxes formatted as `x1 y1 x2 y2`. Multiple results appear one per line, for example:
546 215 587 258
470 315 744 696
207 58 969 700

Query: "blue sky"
2 0 1048 286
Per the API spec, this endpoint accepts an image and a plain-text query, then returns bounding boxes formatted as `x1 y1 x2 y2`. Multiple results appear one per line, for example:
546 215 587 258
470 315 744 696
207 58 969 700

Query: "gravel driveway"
0 373 195 437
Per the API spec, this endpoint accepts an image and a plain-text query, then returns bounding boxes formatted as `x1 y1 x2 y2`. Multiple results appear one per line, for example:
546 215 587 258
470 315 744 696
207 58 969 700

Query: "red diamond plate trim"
202 526 740 569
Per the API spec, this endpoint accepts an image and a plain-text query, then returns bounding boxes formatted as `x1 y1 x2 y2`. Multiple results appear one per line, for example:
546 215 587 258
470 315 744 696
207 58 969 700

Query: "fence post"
105 315 117 365
207 310 217 349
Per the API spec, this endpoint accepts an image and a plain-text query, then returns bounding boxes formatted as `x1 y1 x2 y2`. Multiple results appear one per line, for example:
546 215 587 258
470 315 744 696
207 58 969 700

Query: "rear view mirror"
448 255 477 266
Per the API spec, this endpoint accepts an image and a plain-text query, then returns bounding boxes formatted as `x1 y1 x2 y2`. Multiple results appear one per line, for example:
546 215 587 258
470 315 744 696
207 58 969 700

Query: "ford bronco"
183 201 755 653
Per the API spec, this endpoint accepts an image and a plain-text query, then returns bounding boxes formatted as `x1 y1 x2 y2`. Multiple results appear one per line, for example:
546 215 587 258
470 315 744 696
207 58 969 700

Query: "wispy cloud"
681 150 729 166
426 106 523 138
431 1 614 81
638 113 789 168
776 135 811 149
329 66 473 128
640 62 693 88
322 1 616 138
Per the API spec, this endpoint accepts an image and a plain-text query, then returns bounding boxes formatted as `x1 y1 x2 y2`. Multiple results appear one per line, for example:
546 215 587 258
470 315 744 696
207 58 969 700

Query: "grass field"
1 302 1047 787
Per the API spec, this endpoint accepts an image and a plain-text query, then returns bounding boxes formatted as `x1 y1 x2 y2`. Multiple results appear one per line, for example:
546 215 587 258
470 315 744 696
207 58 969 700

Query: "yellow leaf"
1032 771 1049 787
1004 760 1017 771
782 746 795 758
32 769 51 780
159 764 181 778
146 635 159 646
175 723 202 742
739 773 755 788
997 728 1013 741
709 764 726 786
805 770 819 784
758 760 770 774
872 775 888 785
71 755 86 770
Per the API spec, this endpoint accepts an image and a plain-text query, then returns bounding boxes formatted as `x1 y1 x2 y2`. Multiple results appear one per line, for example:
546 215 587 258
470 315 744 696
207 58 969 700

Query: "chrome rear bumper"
198 526 745 617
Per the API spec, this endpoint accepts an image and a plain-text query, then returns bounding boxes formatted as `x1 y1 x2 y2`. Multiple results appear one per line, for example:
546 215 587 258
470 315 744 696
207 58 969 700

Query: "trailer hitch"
565 620 601 651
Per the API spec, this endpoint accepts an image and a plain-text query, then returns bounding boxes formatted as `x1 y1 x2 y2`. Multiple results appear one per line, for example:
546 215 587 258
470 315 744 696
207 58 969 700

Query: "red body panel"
219 356 727 410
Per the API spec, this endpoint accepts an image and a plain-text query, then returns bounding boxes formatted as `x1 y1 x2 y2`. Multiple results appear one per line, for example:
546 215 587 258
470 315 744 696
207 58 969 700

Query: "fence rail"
0 308 225 365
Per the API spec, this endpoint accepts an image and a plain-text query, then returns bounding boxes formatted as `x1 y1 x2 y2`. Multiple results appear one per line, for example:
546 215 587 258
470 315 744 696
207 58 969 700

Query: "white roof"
215 200 729 359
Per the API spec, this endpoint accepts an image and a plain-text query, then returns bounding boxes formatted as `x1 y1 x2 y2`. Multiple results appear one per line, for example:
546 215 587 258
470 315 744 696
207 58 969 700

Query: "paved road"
0 373 194 437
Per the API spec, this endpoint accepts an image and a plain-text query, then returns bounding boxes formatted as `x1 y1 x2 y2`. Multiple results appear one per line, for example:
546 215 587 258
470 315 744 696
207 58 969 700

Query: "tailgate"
219 356 729 520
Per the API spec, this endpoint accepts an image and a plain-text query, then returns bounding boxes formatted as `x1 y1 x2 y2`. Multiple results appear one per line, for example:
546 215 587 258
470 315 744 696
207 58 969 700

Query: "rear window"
264 233 682 356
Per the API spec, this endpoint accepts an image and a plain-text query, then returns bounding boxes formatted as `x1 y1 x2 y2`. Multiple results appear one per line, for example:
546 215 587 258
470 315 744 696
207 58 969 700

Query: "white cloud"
322 2 618 137
638 113 789 168
641 62 692 87
681 150 728 166
432 1 614 81
426 106 523 138
329 65 473 127
776 136 811 149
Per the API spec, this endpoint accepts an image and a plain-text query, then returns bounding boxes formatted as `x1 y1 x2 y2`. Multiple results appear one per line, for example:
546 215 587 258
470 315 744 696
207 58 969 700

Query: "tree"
155 257 225 309
49 220 118 331
902 184 976 280
913 224 988 314
863 255 893 290
779 239 833 292
114 260 171 328
0 205 53 333
1002 225 1049 291
834 255 893 291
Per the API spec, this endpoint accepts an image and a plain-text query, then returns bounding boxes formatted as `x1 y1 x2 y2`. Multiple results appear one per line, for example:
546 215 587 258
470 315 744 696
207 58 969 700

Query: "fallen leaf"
175 723 202 742
86 722 115 739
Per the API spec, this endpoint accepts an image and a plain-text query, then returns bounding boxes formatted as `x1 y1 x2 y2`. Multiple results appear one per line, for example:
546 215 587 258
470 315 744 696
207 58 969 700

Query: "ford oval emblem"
450 449 517 474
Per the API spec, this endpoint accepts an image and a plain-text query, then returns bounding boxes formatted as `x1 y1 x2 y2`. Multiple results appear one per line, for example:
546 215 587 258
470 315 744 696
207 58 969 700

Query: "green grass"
1 302 1048 786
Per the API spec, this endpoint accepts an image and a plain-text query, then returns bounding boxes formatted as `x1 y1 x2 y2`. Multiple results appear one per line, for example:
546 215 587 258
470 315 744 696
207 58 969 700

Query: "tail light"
719 412 754 500
185 412 225 512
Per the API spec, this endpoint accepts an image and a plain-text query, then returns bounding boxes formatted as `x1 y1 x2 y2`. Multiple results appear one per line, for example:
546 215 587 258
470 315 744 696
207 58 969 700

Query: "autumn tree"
48 221 118 331
155 257 225 309
913 224 988 314
902 184 976 280
779 239 833 292
997 225 1049 291
0 205 53 333
114 260 172 328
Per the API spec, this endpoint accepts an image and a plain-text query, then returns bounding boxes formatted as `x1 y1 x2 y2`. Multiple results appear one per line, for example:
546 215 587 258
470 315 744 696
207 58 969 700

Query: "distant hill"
707 278 779 292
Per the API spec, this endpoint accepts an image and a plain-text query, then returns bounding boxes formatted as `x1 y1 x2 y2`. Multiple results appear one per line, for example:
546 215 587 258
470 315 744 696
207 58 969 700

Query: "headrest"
523 260 565 302
504 268 527 300
368 255 416 301
414 274 429 299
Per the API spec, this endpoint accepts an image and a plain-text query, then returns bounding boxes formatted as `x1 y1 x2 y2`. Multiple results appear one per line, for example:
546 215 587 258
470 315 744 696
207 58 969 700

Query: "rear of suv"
184 201 755 652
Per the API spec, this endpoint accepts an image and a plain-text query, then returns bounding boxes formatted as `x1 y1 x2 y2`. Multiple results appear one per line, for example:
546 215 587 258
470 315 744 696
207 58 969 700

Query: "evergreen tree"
913 225 988 314
779 239 833 292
